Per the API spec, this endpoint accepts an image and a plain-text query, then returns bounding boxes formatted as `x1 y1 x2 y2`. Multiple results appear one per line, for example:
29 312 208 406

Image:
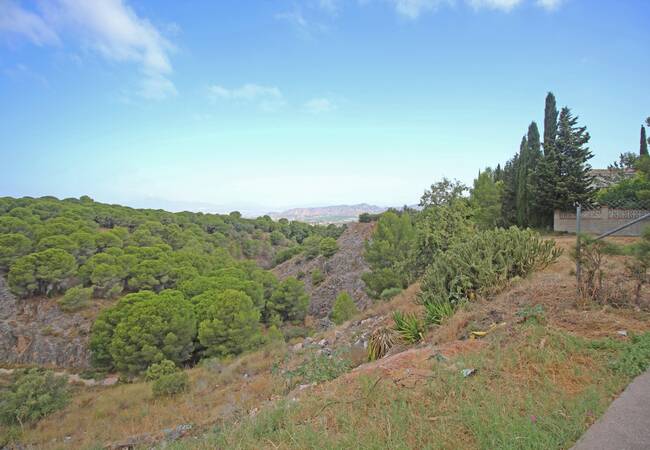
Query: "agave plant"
392 311 425 344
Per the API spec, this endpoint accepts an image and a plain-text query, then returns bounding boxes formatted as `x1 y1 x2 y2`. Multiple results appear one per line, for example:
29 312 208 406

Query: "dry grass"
14 343 288 449
10 235 650 449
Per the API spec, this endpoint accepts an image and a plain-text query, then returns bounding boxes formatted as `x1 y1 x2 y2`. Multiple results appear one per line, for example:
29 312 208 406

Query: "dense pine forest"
0 196 346 375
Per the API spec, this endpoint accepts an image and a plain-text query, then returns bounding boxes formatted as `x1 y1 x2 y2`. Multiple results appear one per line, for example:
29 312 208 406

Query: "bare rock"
0 277 94 369
272 223 374 318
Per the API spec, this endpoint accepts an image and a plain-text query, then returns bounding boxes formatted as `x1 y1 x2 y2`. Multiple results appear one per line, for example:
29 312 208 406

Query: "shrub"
0 369 70 426
362 268 405 299
58 286 93 312
392 311 424 344
152 371 189 397
367 327 396 361
302 235 322 259
272 246 302 266
330 292 358 325
283 351 351 388
145 359 178 381
379 287 402 300
419 227 561 308
319 237 339 258
311 268 325 286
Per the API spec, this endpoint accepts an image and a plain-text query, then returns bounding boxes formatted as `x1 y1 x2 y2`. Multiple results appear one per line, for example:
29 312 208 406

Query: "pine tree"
554 107 594 208
543 92 558 156
641 125 649 157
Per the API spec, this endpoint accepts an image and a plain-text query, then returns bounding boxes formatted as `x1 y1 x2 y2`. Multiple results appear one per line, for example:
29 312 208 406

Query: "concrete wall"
554 207 650 236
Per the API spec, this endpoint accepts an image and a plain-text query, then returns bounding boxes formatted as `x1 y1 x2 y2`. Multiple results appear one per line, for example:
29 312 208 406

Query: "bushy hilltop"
0 195 346 373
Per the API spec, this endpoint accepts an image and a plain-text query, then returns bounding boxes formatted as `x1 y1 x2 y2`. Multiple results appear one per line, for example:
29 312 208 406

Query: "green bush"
0 369 70 426
319 237 339 258
283 351 351 388
419 227 561 308
152 371 189 397
302 235 322 259
330 292 358 325
392 311 424 344
58 286 93 312
379 287 402 300
145 359 178 381
311 268 325 285
272 246 302 266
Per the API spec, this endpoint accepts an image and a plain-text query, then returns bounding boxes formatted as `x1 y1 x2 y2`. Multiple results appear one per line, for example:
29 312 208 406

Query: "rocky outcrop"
0 276 95 369
272 222 374 317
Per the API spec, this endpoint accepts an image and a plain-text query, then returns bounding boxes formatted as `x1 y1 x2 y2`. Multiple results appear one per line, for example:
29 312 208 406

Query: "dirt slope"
272 222 375 317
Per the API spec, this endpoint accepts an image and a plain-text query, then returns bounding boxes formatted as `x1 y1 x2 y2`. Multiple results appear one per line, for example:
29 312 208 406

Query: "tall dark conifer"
641 125 649 156
554 107 594 208
515 136 529 226
543 92 558 156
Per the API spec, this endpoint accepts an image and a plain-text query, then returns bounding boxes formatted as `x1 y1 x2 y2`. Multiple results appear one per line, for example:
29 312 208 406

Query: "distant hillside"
269 203 387 224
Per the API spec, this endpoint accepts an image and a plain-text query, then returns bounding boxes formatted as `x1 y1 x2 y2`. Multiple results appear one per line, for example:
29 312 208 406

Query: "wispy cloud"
536 0 564 11
0 0 59 46
468 0 523 11
275 7 328 38
384 0 563 18
209 83 286 112
0 0 176 99
390 0 453 19
304 97 336 114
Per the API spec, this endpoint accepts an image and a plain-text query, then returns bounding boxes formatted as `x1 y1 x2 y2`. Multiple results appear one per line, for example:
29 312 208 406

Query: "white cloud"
305 97 336 114
318 0 340 14
467 0 522 10
390 0 452 19
0 0 176 99
536 0 563 11
0 0 59 45
209 83 286 112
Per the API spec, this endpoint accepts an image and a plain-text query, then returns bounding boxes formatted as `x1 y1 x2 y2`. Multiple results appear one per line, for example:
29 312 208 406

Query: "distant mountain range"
268 203 387 224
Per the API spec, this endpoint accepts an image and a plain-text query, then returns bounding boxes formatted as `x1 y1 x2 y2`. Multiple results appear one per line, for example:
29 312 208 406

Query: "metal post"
576 203 582 295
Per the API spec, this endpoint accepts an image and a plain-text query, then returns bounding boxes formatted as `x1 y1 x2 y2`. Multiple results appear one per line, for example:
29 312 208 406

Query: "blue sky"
1 0 648 213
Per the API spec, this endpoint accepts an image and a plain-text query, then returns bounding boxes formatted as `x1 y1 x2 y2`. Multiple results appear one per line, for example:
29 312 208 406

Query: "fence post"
576 203 581 295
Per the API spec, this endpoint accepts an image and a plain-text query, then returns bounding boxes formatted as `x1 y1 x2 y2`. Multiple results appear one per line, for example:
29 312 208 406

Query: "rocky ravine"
0 276 93 369
272 222 375 317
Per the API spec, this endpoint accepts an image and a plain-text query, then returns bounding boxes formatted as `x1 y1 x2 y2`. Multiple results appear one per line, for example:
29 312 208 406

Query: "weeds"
611 332 650 377
517 304 546 325
283 350 352 389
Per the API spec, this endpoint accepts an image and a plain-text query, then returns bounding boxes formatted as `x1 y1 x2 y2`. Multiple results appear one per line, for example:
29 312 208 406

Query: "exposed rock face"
0 276 93 369
272 222 374 317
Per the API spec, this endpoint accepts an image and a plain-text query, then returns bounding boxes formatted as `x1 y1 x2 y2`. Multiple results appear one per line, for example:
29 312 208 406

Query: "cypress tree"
526 122 543 226
543 92 558 156
501 156 519 226
515 136 529 227
554 107 594 208
641 125 648 156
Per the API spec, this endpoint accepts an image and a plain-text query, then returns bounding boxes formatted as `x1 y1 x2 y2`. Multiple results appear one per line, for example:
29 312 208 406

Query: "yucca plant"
423 298 455 325
367 327 396 361
392 311 425 344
